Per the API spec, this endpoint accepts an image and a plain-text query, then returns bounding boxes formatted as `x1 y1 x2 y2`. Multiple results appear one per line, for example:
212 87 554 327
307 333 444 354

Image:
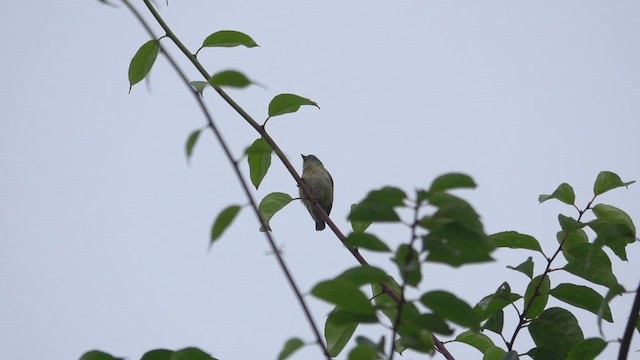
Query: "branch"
618 279 640 360
120 2 331 358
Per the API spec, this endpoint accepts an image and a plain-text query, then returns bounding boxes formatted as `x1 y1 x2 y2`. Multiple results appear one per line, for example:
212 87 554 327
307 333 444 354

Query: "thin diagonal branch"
120 2 331 358
618 279 640 360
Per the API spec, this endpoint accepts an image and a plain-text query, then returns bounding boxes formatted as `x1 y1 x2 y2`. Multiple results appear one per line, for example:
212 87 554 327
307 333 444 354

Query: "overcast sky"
1 1 639 359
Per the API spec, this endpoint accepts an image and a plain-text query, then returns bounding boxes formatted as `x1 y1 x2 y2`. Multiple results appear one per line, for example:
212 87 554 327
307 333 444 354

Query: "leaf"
347 343 380 360
190 81 209 93
528 308 584 358
562 243 619 289
420 291 480 330
344 232 391 252
592 204 636 234
500 350 520 360
210 205 241 244
185 129 202 162
524 275 550 318
429 173 476 192
400 313 453 336
593 171 634 196
337 266 389 286
258 192 293 231
277 338 304 360
566 338 607 360
202 30 258 48
482 310 503 334
325 307 358 356
371 277 404 323
422 223 494 267
506 256 534 279
245 138 272 189
80 351 123 360
482 346 506 360
393 244 422 287
268 93 319 118
209 70 252 88
128 39 160 92
170 347 217 360
454 330 496 353
311 279 376 315
538 183 575 205
474 282 522 321
558 214 586 234
349 204 373 233
549 283 613 322
558 229 588 261
590 204 636 261
490 231 542 252
348 187 407 222
526 347 564 360
141 349 173 360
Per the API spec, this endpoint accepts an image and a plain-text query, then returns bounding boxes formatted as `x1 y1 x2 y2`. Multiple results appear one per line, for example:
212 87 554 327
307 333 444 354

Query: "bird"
299 154 334 231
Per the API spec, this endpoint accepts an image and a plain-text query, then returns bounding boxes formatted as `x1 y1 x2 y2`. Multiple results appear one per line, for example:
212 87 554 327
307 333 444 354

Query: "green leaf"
528 308 584 358
420 192 484 233
277 338 304 360
474 283 522 321
506 256 534 279
268 93 319 118
590 204 636 261
185 128 202 162
210 205 241 244
393 244 422 287
549 283 613 322
482 346 506 360
325 307 358 356
454 330 496 353
323 307 378 325
422 223 494 267
490 231 542 252
395 329 435 353
190 81 209 93
500 350 520 360
258 192 293 231
558 229 589 261
128 39 159 92
349 204 373 233
566 338 606 360
337 266 389 286
170 347 217 360
348 187 406 222
524 275 550 318
245 138 272 189
420 291 480 330
209 70 252 88
562 243 619 289
400 313 453 336
592 203 636 234
558 214 586 234
344 232 391 252
201 30 258 48
429 173 476 192
347 343 380 360
80 351 123 360
371 277 404 323
311 279 376 315
482 310 503 334
141 349 173 360
526 347 564 360
593 171 634 196
538 183 575 205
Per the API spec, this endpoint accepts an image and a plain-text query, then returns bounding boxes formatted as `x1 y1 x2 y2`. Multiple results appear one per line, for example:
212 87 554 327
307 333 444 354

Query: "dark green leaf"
258 192 293 231
558 229 588 261
190 81 209 93
420 291 480 330
562 243 619 289
538 183 575 205
490 231 542 252
347 343 380 360
395 330 435 353
454 330 496 353
506 256 534 279
501 350 520 360
422 223 494 267
277 338 304 360
170 347 217 360
393 244 422 287
566 338 606 360
128 39 159 92
482 346 506 360
209 70 252 88
474 283 522 321
349 188 406 222
245 138 272 189
400 313 453 336
268 93 319 118
202 30 258 48
528 308 584 358
590 204 636 261
371 277 405 323
185 129 202 162
592 204 636 234
549 283 613 322
429 173 476 192
325 307 358 356
325 308 378 325
80 351 123 360
344 232 391 252
141 349 173 360
311 279 376 315
524 275 550 318
558 214 586 234
420 192 484 233
349 204 373 232
365 187 407 206
593 171 635 196
482 310 504 334
526 347 564 360
210 205 241 244
337 266 389 286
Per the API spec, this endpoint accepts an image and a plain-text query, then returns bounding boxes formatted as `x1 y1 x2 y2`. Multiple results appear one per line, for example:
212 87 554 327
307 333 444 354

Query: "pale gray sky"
1 1 639 359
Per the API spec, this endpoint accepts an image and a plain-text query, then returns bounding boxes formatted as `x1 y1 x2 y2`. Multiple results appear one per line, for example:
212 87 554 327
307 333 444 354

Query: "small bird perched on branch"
300 154 334 231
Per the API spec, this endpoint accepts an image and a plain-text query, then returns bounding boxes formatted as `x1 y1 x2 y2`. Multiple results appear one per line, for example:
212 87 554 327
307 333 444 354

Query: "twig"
618 279 640 360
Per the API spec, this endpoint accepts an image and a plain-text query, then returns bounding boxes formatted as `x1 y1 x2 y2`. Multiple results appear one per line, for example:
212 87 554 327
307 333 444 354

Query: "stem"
121 2 331 358
618 279 640 360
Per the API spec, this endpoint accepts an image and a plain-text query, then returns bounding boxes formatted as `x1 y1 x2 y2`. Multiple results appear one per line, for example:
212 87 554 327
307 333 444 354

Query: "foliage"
89 1 640 360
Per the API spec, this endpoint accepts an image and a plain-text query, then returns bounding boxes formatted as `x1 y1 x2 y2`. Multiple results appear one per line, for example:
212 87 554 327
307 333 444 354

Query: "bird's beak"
301 154 306 160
